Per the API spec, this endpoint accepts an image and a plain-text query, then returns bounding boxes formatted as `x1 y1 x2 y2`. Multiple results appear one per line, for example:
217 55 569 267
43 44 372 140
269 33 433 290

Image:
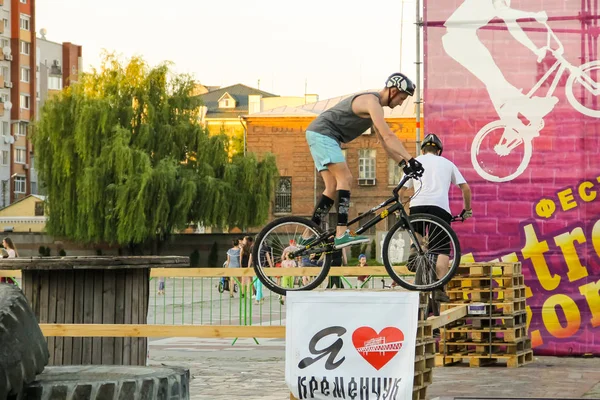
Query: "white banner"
286 291 420 400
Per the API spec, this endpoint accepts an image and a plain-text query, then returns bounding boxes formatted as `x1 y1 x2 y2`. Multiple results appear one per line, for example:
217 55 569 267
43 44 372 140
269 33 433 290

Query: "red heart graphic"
352 327 404 370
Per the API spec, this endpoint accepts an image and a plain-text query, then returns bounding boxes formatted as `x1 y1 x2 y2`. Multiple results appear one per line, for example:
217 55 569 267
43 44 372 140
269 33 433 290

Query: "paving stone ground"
148 339 600 400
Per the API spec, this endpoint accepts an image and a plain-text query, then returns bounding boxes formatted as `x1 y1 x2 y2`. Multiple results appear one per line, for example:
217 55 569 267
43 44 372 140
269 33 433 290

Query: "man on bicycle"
305 72 424 249
399 134 472 300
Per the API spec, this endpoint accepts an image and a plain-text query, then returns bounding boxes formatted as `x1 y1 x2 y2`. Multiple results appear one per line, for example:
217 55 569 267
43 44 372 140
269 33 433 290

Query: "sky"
36 0 419 100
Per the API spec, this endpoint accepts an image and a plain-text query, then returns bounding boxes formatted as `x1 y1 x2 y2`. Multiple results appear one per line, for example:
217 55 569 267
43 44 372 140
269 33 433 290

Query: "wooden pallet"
447 274 525 289
441 324 527 342
415 338 436 357
447 286 526 301
438 337 532 355
469 311 528 328
414 353 435 372
455 262 522 277
441 298 526 315
412 385 428 400
413 368 433 387
416 321 433 340
435 349 533 368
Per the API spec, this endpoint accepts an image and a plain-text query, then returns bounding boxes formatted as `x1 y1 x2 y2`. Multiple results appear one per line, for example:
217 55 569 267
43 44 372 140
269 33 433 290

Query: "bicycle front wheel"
382 214 461 291
252 216 332 296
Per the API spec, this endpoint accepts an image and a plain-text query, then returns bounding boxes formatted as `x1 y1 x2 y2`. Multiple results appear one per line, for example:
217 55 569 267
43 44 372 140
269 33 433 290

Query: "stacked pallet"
413 293 435 400
435 262 533 368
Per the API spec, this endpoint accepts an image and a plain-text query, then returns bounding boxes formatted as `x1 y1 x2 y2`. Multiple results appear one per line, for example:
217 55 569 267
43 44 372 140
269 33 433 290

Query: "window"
1 121 8 136
15 147 25 164
14 177 26 194
31 181 37 195
14 176 25 193
20 0 27 4
49 76 62 90
35 201 44 216
19 15 30 31
1 151 7 166
20 41 30 55
29 155 34 169
14 122 27 136
218 93 235 109
0 94 7 104
1 66 8 80
0 39 8 49
274 177 292 214
20 94 30 109
358 149 376 179
20 67 30 83
388 158 403 186
3 19 8 30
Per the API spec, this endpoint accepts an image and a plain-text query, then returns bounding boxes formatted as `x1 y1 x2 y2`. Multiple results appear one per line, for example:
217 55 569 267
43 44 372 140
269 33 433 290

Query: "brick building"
244 91 421 233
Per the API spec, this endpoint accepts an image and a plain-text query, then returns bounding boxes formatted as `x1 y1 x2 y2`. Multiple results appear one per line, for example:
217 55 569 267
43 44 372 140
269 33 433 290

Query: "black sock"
311 194 335 226
337 190 351 227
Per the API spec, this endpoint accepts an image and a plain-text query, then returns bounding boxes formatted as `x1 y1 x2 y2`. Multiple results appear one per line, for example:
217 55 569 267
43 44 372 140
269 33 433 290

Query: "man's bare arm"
459 183 472 210
354 95 412 163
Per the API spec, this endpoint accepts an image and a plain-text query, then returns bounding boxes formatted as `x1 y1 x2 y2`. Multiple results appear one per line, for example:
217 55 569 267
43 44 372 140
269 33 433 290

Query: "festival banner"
424 0 600 355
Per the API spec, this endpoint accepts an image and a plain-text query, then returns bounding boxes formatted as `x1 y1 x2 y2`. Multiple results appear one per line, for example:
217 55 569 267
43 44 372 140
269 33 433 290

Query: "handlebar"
392 170 422 199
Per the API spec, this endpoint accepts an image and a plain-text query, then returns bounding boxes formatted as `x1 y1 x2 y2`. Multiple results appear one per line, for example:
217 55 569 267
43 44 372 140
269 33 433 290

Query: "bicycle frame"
535 22 600 98
293 173 426 257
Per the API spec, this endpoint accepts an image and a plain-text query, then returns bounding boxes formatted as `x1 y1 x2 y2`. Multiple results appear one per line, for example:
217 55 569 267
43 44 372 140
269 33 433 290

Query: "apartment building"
0 0 14 207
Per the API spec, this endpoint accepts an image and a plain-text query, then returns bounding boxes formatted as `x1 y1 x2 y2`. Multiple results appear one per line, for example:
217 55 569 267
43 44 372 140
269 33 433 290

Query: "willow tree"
33 54 278 251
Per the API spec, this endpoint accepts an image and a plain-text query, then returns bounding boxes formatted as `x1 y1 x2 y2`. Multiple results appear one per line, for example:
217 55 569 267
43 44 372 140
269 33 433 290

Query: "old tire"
0 284 50 399
23 366 190 400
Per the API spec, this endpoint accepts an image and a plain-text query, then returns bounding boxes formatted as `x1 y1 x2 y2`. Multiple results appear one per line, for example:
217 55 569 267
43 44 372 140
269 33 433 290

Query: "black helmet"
385 73 415 96
421 133 443 155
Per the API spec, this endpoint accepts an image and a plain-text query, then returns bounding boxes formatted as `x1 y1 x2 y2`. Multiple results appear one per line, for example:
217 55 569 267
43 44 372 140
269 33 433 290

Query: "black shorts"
409 205 452 255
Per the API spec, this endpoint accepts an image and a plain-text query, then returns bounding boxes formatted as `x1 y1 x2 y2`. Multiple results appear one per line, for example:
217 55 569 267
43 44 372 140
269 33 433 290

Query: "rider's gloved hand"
400 158 424 177
460 209 473 219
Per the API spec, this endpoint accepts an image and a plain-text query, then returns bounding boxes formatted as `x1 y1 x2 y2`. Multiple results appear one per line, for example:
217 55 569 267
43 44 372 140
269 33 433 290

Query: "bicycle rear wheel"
252 216 332 296
382 214 461 291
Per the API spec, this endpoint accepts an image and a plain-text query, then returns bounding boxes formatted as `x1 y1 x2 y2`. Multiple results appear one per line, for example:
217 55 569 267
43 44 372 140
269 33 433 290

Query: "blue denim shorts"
306 130 346 171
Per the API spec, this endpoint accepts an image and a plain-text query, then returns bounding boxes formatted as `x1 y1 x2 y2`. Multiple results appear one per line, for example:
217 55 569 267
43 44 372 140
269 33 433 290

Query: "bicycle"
252 171 462 296
217 277 238 294
471 21 600 182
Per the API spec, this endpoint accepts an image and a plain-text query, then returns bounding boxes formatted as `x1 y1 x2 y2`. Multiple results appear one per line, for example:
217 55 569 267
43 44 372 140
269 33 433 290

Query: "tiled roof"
198 84 278 115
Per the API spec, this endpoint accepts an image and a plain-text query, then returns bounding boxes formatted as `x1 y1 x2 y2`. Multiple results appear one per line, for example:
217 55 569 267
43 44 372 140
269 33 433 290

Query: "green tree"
33 54 278 249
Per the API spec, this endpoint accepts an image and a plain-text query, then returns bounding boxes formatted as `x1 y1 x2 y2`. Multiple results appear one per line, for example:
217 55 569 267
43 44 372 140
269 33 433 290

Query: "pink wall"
424 0 600 355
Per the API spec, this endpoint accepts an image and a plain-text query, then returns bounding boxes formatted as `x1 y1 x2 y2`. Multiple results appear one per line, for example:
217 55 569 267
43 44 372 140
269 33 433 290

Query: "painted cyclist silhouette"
443 0 600 182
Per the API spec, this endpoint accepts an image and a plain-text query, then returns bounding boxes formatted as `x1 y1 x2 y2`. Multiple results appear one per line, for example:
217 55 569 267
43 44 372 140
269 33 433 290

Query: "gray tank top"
306 92 380 143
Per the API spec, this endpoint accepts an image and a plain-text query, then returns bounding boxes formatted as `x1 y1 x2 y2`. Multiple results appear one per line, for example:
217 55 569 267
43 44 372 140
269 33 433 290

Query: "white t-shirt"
403 153 466 214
